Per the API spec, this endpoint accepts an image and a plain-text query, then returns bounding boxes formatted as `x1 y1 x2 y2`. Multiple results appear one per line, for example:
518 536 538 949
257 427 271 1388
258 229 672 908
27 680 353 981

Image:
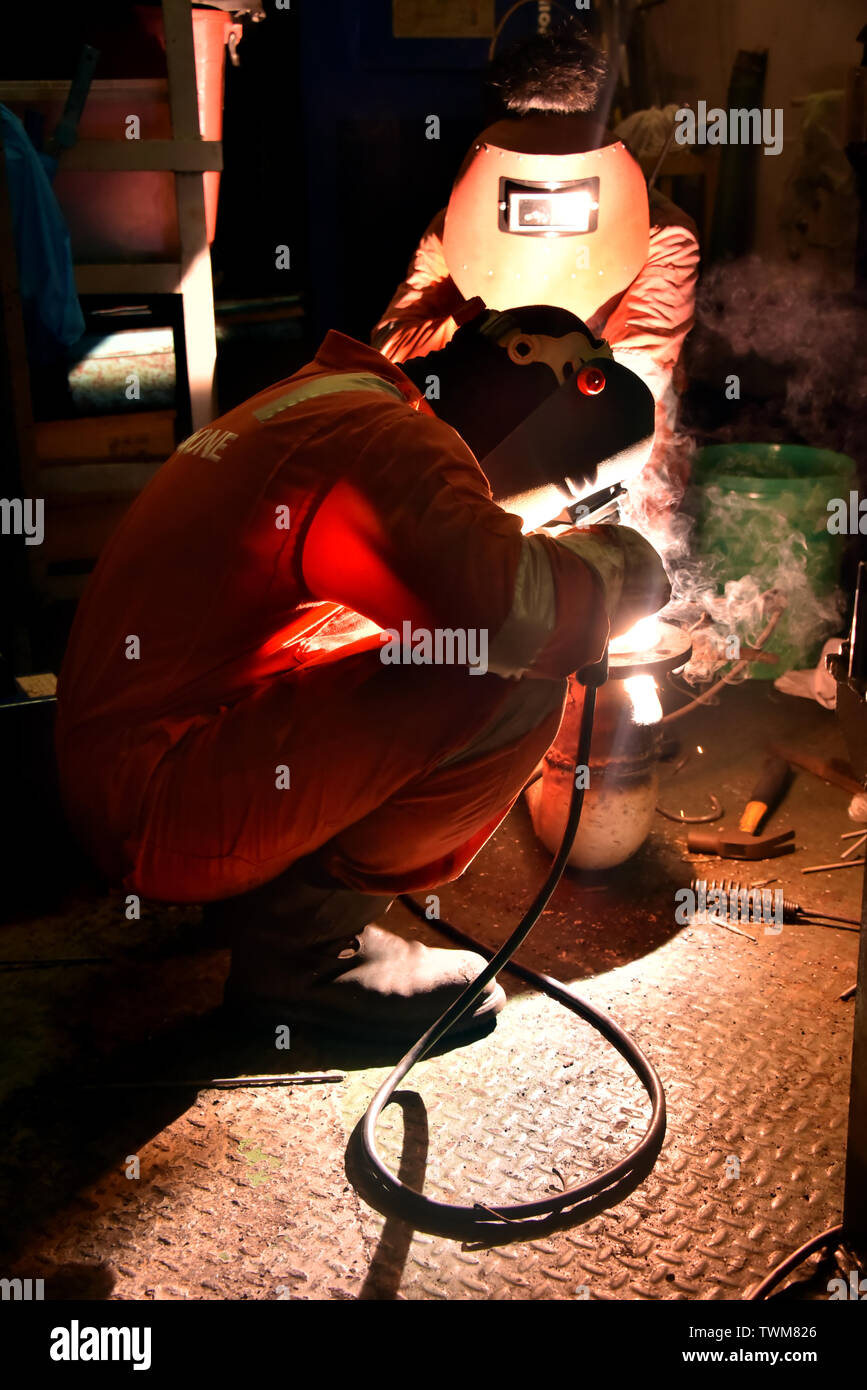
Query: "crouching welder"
55 303 669 1040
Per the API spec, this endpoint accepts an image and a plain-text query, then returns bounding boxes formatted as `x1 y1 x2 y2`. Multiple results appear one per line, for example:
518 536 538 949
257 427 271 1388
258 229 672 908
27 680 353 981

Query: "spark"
624 674 663 726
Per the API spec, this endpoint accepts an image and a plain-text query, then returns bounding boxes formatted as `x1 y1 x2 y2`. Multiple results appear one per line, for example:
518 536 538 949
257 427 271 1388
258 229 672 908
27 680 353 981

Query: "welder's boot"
216 866 505 1040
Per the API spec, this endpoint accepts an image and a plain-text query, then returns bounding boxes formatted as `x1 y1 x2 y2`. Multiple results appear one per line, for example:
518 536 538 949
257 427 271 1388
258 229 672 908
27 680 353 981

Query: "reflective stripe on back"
253 372 407 422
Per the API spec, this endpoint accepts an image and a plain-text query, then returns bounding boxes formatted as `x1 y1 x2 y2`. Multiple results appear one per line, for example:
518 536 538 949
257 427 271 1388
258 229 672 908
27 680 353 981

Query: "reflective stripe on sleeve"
486 535 559 679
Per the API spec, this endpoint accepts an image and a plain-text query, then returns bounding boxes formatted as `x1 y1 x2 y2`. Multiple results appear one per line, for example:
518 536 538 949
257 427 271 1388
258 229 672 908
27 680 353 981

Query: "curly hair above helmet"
487 25 609 116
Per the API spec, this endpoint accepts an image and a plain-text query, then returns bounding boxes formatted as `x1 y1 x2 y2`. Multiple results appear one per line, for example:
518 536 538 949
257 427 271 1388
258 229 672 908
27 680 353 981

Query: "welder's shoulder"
648 188 700 246
405 208 450 284
423 207 447 246
358 394 490 491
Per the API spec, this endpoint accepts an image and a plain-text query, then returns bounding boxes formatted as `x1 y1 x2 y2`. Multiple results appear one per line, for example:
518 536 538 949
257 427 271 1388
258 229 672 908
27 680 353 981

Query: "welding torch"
565 481 627 527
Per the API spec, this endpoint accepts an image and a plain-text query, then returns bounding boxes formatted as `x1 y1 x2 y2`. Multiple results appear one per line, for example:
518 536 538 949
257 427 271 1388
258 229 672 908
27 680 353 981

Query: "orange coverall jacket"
55 332 611 903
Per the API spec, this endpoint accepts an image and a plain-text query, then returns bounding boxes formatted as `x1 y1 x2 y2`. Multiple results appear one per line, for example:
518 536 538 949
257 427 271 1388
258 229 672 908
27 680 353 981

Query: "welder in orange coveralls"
56 304 668 1041
372 27 699 497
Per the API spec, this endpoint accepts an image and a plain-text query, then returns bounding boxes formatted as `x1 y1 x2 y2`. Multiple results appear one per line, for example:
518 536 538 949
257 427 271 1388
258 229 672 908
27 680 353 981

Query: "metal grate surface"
0 684 860 1300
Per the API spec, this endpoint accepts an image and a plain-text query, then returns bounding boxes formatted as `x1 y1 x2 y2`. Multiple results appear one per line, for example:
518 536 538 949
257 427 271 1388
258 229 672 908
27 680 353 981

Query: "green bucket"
690 443 855 678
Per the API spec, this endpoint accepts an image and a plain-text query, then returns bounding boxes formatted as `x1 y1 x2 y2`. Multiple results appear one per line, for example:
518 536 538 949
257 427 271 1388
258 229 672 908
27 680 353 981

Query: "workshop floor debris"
0 684 859 1300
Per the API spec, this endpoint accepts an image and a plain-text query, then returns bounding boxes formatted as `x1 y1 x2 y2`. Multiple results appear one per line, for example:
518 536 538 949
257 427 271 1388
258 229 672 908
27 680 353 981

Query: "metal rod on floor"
802 859 866 874
75 1073 345 1091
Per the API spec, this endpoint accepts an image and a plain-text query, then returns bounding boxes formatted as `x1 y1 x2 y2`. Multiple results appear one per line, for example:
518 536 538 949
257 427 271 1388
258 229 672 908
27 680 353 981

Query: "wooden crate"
33 410 176 598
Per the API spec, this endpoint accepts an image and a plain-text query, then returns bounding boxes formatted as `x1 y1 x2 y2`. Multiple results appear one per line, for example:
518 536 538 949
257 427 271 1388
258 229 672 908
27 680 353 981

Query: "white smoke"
621 445 843 686
691 255 867 459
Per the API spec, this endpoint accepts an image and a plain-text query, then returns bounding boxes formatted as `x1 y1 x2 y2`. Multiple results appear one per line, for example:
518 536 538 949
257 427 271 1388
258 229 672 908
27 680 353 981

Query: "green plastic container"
690 444 855 678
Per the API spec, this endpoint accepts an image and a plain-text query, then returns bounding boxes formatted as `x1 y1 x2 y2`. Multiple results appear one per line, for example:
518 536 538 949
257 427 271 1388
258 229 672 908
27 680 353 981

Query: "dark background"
0 0 606 347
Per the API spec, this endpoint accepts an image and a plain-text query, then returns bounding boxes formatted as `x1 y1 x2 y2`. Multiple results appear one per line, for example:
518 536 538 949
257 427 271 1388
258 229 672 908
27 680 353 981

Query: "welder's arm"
300 406 665 681
371 210 465 364
599 196 700 404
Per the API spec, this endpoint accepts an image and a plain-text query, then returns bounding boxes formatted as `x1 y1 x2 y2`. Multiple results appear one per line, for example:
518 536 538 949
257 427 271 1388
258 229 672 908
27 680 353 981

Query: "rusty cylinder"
525 674 661 870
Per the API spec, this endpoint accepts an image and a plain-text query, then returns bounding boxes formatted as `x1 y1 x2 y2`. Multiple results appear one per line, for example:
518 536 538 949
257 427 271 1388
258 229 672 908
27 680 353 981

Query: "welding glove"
550 524 670 639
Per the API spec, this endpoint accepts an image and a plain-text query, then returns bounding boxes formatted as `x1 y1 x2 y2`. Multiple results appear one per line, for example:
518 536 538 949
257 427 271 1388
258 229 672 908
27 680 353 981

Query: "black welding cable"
746 1225 845 1300
358 658 667 1231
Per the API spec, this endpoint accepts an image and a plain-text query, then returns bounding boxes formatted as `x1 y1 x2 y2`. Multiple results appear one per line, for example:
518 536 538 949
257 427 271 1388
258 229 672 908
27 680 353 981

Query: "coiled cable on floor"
746 1225 846 1300
358 655 667 1233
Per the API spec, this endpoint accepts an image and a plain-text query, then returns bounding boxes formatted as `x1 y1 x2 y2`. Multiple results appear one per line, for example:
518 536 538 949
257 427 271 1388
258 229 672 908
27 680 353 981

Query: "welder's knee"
314 675 567 893
438 675 567 768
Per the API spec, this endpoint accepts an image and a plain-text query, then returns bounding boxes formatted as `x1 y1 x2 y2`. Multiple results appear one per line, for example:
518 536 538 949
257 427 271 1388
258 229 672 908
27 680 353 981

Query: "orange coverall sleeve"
371 209 465 364
301 402 610 682
600 192 700 493
598 191 700 399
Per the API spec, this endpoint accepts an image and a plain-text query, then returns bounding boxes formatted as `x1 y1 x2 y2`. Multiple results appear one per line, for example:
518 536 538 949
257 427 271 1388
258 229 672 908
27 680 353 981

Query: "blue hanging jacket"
1 102 85 358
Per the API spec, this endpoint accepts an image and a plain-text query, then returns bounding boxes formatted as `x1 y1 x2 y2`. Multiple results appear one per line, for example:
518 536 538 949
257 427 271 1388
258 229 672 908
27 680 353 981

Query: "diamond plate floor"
343 910 853 1300
0 683 861 1300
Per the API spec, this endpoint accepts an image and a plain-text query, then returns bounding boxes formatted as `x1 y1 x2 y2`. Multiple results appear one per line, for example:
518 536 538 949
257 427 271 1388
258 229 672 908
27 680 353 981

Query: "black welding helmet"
478 327 656 510
439 304 655 509
405 302 655 511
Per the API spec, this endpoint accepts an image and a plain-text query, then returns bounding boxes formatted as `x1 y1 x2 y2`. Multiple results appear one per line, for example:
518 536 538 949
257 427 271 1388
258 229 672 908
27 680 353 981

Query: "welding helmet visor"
443 118 650 324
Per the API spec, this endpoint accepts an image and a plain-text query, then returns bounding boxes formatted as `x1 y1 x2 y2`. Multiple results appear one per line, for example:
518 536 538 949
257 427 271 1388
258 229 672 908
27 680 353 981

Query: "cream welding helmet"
442 115 650 324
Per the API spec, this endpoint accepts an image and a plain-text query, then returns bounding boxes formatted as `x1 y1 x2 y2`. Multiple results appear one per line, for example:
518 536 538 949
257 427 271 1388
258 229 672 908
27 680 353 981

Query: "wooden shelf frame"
6 0 221 433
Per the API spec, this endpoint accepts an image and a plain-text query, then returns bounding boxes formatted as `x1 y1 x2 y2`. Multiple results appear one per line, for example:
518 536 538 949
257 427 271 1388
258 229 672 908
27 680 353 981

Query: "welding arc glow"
609 614 661 654
624 674 663 726
513 189 598 232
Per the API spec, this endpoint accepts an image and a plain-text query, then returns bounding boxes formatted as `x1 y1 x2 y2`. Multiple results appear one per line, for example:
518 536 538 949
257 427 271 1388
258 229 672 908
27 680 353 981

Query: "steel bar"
802 860 866 874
